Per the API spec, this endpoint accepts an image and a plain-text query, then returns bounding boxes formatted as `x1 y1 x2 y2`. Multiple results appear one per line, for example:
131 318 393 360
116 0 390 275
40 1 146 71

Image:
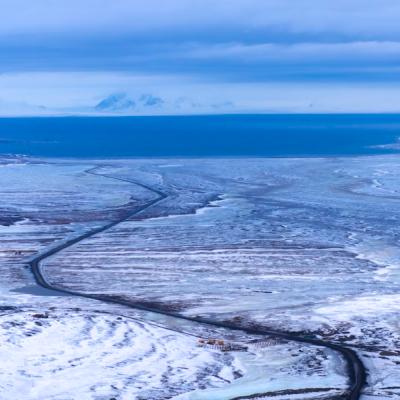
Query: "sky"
1 0 400 115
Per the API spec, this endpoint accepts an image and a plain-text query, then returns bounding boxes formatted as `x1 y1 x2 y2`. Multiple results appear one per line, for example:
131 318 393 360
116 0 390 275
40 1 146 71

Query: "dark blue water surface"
0 114 400 158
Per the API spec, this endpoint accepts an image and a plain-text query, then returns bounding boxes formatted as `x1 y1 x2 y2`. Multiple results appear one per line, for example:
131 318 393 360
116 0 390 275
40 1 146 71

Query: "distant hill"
95 93 136 112
138 94 164 108
94 93 166 113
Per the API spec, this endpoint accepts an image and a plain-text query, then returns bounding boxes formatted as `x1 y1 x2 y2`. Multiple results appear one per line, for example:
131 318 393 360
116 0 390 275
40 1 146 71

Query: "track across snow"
29 167 366 400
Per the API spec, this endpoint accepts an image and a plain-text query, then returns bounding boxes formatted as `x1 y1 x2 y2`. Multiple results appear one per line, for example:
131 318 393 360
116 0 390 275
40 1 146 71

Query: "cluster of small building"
197 337 281 352
197 338 247 352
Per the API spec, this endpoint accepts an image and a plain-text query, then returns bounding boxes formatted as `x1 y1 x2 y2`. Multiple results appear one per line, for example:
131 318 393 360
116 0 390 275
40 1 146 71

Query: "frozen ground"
1 155 399 398
0 310 243 400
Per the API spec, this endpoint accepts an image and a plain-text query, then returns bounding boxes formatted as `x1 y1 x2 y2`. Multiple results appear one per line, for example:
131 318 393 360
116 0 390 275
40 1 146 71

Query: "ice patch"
315 294 400 320
348 238 400 282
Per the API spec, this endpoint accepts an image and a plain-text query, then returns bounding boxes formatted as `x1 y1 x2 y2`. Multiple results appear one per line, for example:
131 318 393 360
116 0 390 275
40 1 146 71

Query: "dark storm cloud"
1 0 400 82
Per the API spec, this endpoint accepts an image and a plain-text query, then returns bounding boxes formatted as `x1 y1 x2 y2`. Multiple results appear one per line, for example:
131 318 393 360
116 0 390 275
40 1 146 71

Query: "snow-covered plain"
0 159 245 399
1 155 400 398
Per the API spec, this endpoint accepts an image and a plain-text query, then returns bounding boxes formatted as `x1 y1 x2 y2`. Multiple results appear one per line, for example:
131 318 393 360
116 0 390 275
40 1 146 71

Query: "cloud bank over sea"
1 0 400 114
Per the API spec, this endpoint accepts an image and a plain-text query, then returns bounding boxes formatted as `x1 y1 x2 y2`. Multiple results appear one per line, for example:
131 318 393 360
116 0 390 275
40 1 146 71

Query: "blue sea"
0 114 399 158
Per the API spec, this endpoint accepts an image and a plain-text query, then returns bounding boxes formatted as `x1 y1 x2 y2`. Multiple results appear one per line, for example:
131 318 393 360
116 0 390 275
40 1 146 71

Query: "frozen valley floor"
0 156 399 399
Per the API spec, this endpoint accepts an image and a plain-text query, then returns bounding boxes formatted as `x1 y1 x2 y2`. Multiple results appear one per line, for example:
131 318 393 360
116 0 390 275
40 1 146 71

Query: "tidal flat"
0 155 399 399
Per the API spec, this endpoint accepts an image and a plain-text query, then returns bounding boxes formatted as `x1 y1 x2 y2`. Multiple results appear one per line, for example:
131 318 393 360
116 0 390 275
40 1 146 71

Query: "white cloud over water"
2 71 400 115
